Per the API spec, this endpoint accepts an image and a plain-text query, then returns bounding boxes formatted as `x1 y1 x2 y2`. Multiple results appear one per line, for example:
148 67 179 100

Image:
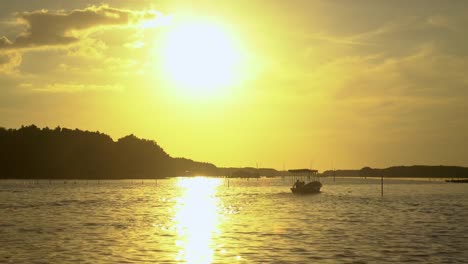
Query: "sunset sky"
1 0 467 170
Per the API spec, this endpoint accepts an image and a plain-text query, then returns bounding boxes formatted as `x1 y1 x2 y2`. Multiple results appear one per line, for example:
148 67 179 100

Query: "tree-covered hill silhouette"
0 125 236 179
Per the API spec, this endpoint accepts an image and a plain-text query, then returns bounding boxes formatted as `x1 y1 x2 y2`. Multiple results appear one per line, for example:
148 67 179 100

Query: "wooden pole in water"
381 176 384 197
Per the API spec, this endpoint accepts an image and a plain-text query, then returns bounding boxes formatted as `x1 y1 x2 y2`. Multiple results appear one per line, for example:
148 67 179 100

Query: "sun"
161 19 243 97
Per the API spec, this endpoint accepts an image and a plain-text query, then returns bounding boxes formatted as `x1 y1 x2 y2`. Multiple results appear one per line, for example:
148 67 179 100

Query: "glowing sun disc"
161 20 242 96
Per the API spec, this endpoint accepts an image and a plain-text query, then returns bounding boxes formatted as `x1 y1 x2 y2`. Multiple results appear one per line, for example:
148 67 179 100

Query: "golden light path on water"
173 177 224 264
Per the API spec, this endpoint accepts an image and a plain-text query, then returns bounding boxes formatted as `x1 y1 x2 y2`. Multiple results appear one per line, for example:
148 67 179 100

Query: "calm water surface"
1 177 467 263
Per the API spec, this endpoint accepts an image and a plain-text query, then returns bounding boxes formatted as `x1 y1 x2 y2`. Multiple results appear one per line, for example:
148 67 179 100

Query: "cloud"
0 5 157 50
427 15 449 28
0 51 22 74
66 38 108 58
31 83 123 93
334 45 468 100
124 40 145 49
0 36 13 46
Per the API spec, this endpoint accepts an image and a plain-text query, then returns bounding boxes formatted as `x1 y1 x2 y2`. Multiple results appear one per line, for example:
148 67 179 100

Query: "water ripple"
0 178 467 263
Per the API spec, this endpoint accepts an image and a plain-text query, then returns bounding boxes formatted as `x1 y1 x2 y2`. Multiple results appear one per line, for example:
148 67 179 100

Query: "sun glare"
173 178 222 263
161 20 244 97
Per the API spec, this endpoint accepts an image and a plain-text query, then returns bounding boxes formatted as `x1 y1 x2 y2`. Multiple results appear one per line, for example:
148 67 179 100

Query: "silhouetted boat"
291 181 322 194
445 179 468 183
288 169 322 194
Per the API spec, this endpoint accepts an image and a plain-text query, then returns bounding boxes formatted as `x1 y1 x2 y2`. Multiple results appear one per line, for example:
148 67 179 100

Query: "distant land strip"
322 166 468 179
1 125 467 180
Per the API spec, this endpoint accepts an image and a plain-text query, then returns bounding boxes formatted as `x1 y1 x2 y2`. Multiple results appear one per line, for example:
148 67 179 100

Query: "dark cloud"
0 5 156 49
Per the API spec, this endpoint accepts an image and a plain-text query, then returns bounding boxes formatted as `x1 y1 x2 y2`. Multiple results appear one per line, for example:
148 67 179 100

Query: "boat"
291 181 322 194
288 169 322 194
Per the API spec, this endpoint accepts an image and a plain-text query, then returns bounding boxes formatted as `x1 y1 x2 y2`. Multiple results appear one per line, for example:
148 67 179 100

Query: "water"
1 177 467 263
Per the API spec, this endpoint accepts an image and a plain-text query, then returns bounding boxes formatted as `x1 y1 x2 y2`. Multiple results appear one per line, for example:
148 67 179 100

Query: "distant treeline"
4 125 465 180
322 166 468 178
0 125 282 179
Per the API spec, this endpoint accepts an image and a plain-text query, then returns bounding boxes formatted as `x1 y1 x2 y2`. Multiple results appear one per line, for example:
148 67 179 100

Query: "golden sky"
1 0 467 170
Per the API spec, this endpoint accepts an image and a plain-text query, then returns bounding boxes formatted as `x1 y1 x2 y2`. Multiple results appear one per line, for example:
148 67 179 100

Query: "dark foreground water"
1 177 467 263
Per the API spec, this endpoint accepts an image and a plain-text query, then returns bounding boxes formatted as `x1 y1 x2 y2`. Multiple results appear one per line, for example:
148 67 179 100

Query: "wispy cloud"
31 83 123 93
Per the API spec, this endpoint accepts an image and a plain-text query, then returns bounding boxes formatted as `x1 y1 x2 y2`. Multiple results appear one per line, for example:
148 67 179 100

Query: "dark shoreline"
2 125 468 180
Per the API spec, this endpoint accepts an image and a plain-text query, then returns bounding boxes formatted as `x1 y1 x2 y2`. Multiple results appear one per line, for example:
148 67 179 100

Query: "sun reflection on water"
173 177 222 264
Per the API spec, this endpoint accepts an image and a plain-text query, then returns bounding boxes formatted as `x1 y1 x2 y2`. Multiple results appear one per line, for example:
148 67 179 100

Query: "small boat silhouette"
288 169 322 194
291 180 322 194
